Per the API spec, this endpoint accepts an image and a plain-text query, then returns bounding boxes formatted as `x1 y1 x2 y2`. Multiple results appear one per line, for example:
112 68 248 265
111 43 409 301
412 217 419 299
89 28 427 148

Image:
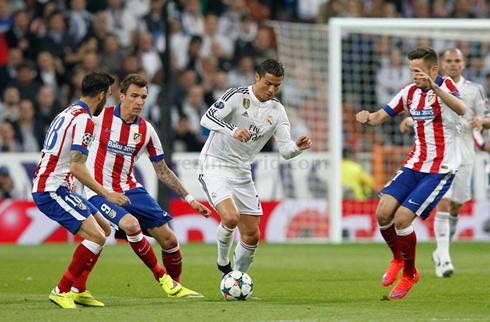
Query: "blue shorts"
32 187 98 234
88 187 172 236
381 167 456 219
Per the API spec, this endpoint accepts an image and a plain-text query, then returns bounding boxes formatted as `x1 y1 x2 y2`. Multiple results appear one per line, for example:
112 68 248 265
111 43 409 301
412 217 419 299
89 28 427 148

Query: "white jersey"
32 101 95 192
385 75 463 173
455 77 487 165
84 105 164 199
199 86 302 178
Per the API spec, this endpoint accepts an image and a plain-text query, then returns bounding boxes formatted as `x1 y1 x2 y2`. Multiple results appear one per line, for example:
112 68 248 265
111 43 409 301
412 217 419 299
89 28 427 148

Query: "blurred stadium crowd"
1 0 490 155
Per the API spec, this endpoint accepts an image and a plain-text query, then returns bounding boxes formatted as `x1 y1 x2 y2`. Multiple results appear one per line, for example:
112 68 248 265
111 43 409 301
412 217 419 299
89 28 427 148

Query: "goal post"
271 18 490 244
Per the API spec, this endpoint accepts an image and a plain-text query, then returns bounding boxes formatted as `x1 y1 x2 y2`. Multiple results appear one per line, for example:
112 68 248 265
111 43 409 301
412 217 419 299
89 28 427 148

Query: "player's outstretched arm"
70 151 129 206
356 109 390 126
152 160 211 218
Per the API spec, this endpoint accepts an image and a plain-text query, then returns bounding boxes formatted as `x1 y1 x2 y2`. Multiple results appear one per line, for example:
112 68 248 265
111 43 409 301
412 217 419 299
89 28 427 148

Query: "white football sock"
449 215 459 242
434 212 451 262
217 222 235 266
233 240 257 274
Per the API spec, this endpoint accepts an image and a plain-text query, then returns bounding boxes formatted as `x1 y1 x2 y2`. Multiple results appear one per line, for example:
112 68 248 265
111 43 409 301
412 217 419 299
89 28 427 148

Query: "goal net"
270 18 490 243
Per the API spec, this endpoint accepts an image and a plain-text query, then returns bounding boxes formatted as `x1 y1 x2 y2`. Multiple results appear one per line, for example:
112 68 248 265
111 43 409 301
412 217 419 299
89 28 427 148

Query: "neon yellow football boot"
159 274 203 298
71 290 105 307
49 289 77 309
168 286 203 298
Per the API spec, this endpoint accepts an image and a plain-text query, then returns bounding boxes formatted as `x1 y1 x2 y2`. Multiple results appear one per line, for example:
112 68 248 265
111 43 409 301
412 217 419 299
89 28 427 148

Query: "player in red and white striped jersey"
85 74 211 298
32 71 130 308
402 48 488 278
356 47 466 300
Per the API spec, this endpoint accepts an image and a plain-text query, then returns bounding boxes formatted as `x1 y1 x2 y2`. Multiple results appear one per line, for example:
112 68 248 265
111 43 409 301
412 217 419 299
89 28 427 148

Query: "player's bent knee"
242 229 260 245
160 235 178 248
119 214 141 234
246 234 260 246
86 230 106 246
222 212 240 228
103 226 111 237
375 210 393 226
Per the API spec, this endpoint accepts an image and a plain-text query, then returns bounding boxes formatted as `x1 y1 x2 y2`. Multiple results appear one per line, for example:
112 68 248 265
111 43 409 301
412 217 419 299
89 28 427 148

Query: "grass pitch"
1 242 489 321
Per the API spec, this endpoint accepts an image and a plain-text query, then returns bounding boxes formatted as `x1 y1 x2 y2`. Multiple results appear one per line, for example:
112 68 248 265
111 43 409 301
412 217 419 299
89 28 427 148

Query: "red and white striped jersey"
84 105 164 199
383 75 463 174
32 101 95 192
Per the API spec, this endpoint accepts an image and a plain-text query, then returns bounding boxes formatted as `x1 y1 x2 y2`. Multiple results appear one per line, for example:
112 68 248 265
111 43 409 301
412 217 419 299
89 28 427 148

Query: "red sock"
398 230 417 277
57 244 98 293
72 250 102 292
380 224 403 261
128 230 166 281
162 246 182 283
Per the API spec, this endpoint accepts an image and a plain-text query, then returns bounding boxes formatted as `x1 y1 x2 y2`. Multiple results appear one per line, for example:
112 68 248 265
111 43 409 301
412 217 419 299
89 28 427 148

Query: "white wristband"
184 194 195 204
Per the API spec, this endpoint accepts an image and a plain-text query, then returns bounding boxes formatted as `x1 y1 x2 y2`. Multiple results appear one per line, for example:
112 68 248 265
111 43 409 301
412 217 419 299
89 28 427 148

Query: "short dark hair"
120 73 148 95
257 59 285 78
342 146 354 159
407 46 438 68
81 70 115 98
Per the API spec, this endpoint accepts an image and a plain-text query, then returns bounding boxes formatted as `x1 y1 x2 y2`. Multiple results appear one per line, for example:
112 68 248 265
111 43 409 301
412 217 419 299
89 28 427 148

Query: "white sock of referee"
217 222 235 266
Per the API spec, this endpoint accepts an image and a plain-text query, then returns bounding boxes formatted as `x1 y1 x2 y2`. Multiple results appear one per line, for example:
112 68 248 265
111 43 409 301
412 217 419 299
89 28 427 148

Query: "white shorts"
198 174 262 216
443 163 473 204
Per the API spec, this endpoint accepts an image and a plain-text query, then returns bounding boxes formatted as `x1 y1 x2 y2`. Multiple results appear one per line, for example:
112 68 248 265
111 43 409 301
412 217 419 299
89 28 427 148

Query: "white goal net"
270 18 490 243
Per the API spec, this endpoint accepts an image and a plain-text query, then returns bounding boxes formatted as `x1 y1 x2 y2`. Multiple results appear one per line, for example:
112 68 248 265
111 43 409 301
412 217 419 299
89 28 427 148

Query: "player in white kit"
400 48 487 278
199 59 312 287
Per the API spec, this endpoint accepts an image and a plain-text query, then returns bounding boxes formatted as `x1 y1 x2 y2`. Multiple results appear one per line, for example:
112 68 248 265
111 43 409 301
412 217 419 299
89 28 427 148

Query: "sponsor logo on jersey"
82 133 93 146
243 98 250 109
107 140 136 156
242 111 249 117
133 132 142 144
266 115 273 126
214 101 225 109
411 107 435 121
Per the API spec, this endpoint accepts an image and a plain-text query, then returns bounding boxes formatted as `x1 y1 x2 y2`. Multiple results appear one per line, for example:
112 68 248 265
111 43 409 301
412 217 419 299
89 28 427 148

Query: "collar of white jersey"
75 100 92 117
249 85 270 107
454 76 465 87
114 104 140 125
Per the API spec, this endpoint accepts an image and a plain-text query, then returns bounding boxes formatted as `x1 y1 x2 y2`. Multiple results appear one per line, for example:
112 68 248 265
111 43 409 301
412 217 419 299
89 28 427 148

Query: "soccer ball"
220 271 253 301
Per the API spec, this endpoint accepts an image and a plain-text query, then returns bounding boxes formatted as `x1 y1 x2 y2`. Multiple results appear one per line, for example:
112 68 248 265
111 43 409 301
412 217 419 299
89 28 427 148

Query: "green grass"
1 242 489 321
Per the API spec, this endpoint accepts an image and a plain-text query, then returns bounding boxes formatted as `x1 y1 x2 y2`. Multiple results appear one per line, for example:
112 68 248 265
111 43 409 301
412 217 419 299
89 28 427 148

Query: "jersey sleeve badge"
82 133 93 146
214 101 225 109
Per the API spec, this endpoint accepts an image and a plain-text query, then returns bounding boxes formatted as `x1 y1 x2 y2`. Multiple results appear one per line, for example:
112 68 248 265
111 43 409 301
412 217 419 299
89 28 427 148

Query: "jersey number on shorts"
392 170 404 181
64 194 86 210
385 170 404 188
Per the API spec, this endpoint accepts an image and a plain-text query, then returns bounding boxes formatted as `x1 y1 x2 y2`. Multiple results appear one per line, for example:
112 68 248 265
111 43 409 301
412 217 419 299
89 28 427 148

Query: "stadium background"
1 0 490 244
